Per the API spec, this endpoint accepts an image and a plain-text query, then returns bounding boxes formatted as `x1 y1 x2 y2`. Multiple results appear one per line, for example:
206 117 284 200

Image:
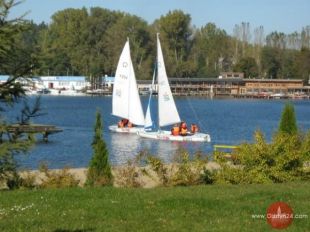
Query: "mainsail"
144 68 156 130
156 34 181 127
112 39 145 126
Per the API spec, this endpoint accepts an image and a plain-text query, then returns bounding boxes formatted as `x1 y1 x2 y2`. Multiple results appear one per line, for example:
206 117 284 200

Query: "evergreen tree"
279 103 298 135
86 111 112 186
0 0 35 188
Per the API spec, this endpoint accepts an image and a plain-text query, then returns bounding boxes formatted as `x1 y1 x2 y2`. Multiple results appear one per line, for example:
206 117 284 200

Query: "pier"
6 124 63 142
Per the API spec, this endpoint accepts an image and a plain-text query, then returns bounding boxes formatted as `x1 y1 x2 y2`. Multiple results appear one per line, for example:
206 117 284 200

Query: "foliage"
169 149 208 186
38 163 79 188
17 172 36 189
278 103 298 135
86 111 112 186
191 23 231 77
201 169 216 184
214 130 310 184
146 155 170 186
233 57 258 78
114 157 144 188
4 4 309 79
0 0 37 189
153 10 193 77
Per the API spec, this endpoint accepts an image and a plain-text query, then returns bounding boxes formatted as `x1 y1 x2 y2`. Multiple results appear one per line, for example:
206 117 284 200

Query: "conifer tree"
86 111 112 186
0 0 35 188
278 103 298 135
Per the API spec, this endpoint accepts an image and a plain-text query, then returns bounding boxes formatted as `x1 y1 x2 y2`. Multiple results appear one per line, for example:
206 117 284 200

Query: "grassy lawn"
0 182 309 232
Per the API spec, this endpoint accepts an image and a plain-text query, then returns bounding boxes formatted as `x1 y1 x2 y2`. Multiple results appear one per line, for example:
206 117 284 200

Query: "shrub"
86 111 112 186
39 163 79 188
170 148 208 186
114 154 145 188
202 169 216 184
278 103 297 135
146 155 170 186
214 130 310 184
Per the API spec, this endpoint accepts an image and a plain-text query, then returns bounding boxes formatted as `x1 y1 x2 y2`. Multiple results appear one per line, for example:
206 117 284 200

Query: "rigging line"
183 83 208 133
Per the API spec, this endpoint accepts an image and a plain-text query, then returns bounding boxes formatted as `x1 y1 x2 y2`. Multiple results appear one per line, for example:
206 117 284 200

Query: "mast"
156 33 161 131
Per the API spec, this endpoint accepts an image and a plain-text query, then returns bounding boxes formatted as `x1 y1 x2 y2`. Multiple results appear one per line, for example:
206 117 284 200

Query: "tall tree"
153 10 193 77
295 47 310 81
190 23 231 77
253 26 265 76
233 57 258 78
86 111 112 186
104 14 152 79
278 103 297 135
261 47 281 78
0 0 34 188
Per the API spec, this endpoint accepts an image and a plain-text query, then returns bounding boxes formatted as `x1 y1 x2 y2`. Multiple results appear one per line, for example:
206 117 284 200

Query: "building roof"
0 75 10 81
40 76 86 82
103 76 115 82
245 78 303 82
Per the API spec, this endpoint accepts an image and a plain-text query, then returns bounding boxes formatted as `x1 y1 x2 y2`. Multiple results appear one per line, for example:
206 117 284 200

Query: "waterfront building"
0 75 9 83
39 76 89 91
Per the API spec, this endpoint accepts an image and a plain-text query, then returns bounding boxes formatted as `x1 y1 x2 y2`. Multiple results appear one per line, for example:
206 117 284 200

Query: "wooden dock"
7 124 63 142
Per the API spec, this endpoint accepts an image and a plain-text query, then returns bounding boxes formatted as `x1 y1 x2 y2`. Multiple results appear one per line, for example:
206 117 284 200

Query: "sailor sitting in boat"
191 124 199 133
171 122 199 136
118 119 134 128
171 124 180 136
179 122 188 136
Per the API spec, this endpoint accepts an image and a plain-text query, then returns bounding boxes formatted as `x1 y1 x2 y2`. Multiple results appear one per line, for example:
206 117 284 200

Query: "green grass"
0 182 309 232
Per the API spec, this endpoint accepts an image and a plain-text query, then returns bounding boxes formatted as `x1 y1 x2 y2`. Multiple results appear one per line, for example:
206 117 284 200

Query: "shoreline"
18 161 221 188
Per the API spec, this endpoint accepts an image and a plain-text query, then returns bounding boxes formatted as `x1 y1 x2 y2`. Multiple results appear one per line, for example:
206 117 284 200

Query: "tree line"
2 5 310 81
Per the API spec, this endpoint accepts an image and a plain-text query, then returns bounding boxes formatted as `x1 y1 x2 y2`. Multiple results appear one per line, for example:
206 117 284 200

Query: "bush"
214 130 310 184
202 169 216 185
279 103 297 135
169 148 207 186
114 153 146 188
39 163 79 188
86 111 112 186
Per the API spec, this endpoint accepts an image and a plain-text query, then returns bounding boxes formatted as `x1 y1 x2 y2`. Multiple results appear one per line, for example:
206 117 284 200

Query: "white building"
0 75 9 83
40 76 89 91
103 76 115 88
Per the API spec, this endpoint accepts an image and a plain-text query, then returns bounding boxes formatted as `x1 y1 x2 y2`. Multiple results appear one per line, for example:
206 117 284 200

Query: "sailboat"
109 39 145 133
138 34 211 142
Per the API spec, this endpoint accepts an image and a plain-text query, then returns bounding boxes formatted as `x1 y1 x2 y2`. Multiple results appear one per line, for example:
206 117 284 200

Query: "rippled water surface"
7 96 310 169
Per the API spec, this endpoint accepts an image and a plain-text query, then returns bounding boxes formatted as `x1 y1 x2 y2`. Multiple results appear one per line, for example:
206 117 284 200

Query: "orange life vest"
171 126 180 136
180 127 187 135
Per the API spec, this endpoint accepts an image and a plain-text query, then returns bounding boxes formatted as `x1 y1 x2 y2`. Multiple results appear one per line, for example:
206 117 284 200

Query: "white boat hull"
137 130 211 142
109 125 144 133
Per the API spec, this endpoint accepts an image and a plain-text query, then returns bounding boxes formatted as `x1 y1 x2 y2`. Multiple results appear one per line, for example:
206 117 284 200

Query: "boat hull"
137 130 211 142
109 125 144 133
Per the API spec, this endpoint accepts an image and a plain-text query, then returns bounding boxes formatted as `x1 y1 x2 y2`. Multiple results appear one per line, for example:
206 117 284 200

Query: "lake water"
6 96 310 169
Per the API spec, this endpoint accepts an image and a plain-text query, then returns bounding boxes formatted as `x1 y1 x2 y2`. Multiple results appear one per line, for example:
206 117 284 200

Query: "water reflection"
110 133 141 165
8 96 310 169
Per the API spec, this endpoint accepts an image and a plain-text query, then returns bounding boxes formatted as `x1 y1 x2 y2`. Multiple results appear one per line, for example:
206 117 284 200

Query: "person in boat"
118 119 129 128
179 122 188 136
127 121 133 128
191 124 199 134
171 124 180 136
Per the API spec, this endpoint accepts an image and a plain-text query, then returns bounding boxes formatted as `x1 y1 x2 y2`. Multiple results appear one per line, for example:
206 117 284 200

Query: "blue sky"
10 0 310 35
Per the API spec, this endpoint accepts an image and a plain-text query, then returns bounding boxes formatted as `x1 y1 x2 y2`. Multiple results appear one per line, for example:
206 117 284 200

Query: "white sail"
112 40 145 126
144 68 156 129
157 34 180 127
